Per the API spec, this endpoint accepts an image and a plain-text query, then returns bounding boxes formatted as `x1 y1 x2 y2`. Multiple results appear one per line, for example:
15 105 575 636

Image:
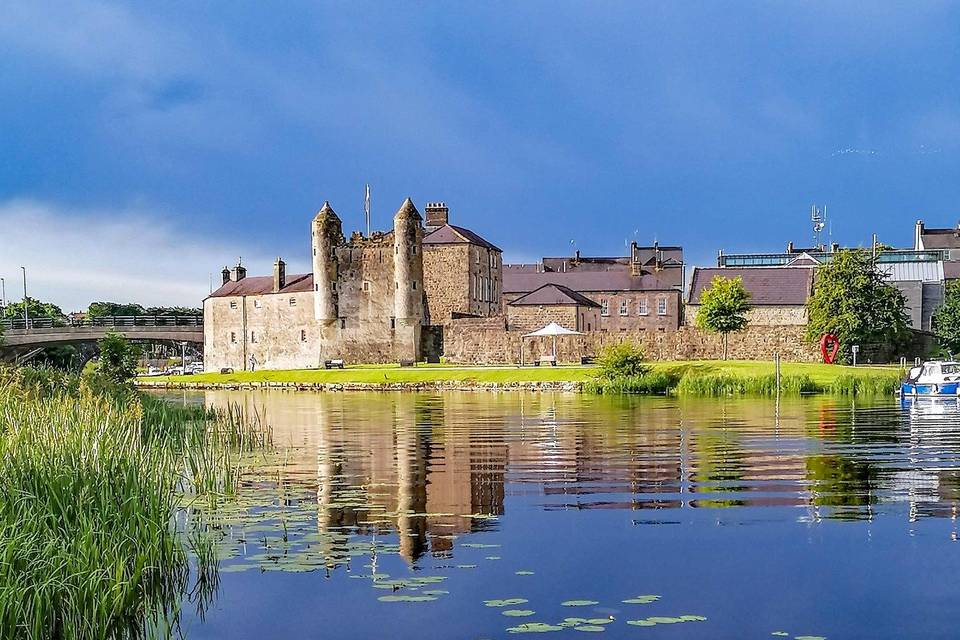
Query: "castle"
203 198 502 371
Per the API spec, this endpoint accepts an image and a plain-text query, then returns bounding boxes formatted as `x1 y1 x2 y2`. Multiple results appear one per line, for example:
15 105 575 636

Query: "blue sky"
2 1 960 310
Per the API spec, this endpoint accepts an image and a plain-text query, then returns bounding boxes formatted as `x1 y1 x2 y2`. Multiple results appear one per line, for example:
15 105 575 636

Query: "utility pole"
21 266 28 329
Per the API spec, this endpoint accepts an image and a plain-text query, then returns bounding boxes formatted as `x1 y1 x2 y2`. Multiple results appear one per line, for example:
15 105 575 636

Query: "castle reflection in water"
192 391 960 565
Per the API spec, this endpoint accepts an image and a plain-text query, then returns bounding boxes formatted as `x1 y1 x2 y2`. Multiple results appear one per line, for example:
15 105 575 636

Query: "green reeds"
586 369 902 397
0 367 271 639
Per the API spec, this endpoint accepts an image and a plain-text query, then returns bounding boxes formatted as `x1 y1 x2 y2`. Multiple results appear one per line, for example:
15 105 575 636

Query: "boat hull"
900 382 960 397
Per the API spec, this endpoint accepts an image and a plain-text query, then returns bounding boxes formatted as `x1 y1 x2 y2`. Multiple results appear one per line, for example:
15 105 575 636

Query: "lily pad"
559 618 588 627
486 556 502 560
679 615 707 622
573 626 606 632
377 594 437 602
647 617 682 624
626 620 656 627
585 619 613 625
485 598 530 608
771 634 789 638
515 570 535 576
503 610 536 617
561 600 599 607
506 623 564 634
622 595 660 604
457 564 478 569
219 563 257 573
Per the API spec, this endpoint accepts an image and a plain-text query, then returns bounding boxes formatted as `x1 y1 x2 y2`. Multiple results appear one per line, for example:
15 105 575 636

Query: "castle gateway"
203 199 502 371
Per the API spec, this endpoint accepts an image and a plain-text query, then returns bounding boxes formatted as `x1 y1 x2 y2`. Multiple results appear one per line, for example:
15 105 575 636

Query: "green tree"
805 249 909 362
695 276 751 360
933 280 960 356
87 301 146 317
96 332 142 385
1 297 66 325
596 341 650 380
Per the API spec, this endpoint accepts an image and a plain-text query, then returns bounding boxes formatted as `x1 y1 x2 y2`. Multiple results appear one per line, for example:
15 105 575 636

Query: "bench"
535 356 557 367
323 359 345 369
580 356 595 365
399 359 416 367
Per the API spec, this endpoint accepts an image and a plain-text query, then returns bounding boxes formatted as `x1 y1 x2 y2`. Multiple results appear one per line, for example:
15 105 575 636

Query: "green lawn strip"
140 360 899 392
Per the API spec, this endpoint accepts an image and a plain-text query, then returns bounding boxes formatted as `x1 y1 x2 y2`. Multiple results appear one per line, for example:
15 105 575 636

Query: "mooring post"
775 352 781 395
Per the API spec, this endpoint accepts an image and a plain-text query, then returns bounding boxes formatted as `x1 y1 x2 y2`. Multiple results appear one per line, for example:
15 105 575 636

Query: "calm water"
168 391 960 639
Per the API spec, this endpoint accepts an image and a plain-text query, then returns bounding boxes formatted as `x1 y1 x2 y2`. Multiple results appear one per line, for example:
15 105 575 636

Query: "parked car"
188 362 204 374
146 366 164 376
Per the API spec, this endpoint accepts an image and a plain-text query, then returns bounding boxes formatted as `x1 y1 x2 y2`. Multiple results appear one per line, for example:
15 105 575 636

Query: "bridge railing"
0 315 203 331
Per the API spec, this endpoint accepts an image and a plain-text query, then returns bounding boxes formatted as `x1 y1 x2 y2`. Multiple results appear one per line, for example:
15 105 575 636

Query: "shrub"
596 342 650 380
584 370 679 395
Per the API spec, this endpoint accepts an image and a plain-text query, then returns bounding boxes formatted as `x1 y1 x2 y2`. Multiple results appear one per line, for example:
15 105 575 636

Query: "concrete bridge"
0 316 203 363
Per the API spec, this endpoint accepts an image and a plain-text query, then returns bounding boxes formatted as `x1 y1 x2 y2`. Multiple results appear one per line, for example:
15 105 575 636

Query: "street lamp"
21 266 28 329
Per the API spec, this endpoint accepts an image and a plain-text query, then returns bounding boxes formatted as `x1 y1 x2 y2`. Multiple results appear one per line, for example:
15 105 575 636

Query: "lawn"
141 360 896 386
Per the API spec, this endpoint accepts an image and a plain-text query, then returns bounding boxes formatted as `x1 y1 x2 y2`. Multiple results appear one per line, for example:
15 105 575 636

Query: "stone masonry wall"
443 321 820 364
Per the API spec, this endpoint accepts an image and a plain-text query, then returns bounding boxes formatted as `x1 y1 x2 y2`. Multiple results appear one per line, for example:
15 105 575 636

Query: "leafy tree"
806 249 909 362
596 341 650 380
695 276 751 360
145 306 202 316
87 301 146 317
95 332 142 385
934 281 960 356
1 297 66 325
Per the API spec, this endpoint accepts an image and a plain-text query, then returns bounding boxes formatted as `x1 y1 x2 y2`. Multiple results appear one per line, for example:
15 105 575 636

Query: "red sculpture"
820 333 840 364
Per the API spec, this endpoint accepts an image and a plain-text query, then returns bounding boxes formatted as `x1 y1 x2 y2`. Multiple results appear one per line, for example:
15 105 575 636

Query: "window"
289 297 296 306
254 299 262 309
230 332 236 344
412 280 417 290
362 280 371 292
638 298 648 315
300 329 307 342
476 250 480 264
619 300 628 316
229 301 238 309
339 318 346 329
390 317 396 329
250 331 257 343
600 299 609 316
657 298 667 315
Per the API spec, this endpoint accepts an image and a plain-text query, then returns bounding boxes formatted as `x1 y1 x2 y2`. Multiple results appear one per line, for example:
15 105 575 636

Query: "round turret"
393 198 423 325
312 201 343 323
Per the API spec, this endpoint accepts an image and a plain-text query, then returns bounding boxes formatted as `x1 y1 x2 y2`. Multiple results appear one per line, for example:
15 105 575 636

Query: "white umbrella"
521 322 583 362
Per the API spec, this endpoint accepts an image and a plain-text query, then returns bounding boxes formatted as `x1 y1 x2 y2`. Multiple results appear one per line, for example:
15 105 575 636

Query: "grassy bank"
141 360 902 396
0 367 270 638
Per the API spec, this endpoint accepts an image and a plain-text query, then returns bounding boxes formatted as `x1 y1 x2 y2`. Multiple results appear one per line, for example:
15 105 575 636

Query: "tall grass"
0 366 271 639
587 368 902 397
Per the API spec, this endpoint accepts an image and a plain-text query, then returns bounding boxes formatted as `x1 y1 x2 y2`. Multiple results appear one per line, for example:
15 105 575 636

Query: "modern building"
711 242 948 331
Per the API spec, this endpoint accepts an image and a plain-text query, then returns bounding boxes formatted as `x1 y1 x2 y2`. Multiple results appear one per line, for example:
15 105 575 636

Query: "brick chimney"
221 266 231 285
273 257 286 292
424 202 449 232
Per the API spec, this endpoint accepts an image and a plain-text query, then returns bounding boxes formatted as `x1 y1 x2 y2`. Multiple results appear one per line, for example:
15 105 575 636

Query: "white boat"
900 361 960 398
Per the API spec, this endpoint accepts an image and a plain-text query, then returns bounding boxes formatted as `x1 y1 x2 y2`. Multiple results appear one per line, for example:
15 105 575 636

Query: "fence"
0 315 204 331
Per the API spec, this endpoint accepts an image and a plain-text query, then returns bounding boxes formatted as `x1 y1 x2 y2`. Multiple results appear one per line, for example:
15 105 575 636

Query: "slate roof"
503 269 675 294
921 229 960 249
209 273 314 298
688 267 814 306
423 224 501 252
508 284 600 307
945 261 960 280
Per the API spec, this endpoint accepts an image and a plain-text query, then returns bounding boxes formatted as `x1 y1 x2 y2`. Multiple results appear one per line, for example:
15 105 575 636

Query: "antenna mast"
811 204 826 250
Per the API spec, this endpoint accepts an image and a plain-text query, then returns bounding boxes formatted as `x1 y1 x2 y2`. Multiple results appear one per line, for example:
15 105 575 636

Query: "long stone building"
204 199 502 371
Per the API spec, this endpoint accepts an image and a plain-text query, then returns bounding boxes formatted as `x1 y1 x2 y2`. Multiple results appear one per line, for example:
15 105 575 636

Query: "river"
164 390 960 639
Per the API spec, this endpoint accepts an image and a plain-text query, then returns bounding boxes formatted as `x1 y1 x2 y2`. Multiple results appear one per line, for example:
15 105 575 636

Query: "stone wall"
443 321 821 364
685 304 808 326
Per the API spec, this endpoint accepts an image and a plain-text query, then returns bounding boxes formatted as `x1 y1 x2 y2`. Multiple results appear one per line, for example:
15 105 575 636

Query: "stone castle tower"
307 197 425 362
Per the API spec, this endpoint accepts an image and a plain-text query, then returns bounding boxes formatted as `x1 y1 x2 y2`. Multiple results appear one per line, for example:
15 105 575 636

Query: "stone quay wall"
442 319 821 364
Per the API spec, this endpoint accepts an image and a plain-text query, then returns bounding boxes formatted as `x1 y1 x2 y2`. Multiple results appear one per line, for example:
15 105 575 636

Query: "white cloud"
0 199 303 313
